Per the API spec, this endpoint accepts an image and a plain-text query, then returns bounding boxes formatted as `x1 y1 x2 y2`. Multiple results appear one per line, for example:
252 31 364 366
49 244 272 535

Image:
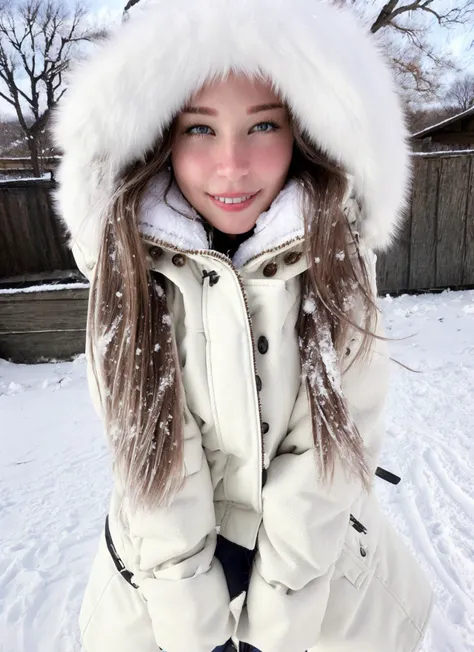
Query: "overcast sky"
1 0 473 119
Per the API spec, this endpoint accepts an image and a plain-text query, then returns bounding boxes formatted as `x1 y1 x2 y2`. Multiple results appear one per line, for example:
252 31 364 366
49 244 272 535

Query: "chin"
219 215 259 235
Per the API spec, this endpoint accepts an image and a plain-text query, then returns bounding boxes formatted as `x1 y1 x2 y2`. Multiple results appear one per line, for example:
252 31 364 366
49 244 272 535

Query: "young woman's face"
171 74 294 235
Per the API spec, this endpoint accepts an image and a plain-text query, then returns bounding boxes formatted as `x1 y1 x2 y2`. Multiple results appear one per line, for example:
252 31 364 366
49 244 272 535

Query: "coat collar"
139 175 307 269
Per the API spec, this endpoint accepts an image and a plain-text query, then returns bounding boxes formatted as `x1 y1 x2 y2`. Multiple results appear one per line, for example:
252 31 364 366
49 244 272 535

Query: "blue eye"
185 125 213 136
251 121 280 133
183 121 281 137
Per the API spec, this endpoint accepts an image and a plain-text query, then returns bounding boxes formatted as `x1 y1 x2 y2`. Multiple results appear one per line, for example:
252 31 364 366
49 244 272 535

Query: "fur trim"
139 175 208 252
139 176 305 268
51 0 411 260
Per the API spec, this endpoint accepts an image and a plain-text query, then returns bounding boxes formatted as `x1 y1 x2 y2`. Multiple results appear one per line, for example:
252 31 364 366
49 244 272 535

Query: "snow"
0 156 60 161
0 173 53 184
412 150 474 157
0 282 89 295
1 289 474 652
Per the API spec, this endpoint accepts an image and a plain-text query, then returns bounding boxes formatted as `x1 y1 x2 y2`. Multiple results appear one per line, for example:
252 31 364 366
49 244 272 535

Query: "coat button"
256 375 262 392
257 336 268 354
346 339 356 357
172 254 186 267
360 545 367 558
284 251 302 265
261 422 269 434
263 262 278 277
149 245 163 260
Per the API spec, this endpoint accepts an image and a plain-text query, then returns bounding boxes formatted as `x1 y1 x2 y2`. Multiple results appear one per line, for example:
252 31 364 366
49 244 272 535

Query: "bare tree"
330 0 474 106
370 0 473 103
369 0 473 32
123 0 142 14
407 105 453 133
0 114 27 155
0 1 97 176
444 73 474 112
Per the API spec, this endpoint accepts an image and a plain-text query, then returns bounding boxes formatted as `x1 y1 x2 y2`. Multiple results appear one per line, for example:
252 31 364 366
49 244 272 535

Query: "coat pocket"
79 534 158 652
317 516 433 652
333 515 375 589
338 541 372 589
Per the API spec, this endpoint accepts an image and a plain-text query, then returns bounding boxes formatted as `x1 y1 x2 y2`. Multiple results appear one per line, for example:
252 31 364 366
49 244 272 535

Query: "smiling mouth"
207 191 260 212
209 192 259 205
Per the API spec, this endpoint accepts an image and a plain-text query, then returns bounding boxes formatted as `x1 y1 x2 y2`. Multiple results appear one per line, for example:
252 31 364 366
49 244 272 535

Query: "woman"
51 1 433 651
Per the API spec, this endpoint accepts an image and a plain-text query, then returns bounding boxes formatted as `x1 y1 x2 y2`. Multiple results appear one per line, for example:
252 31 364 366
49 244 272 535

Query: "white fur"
51 0 411 259
139 175 305 268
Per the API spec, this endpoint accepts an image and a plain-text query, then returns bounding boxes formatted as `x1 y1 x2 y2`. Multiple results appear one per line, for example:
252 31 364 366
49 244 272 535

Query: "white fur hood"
51 0 411 261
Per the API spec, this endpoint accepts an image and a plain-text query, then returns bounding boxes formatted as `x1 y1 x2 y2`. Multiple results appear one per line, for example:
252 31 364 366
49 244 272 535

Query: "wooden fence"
0 178 77 285
377 151 474 293
0 286 88 363
0 151 473 362
0 156 60 171
1 152 473 292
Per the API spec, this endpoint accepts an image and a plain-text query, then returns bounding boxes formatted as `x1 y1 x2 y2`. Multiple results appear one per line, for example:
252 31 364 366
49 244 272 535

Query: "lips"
207 191 260 212
212 193 255 205
210 190 258 200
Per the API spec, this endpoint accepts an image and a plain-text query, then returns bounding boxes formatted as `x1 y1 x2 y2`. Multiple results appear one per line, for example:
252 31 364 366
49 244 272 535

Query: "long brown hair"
87 110 377 512
292 132 375 489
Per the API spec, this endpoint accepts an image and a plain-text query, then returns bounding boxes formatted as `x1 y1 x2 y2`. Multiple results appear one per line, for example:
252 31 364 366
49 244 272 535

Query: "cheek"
251 138 293 180
171 141 211 187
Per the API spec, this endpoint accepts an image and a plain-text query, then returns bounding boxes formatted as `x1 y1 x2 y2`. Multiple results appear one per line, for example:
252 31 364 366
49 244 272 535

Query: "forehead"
189 73 283 109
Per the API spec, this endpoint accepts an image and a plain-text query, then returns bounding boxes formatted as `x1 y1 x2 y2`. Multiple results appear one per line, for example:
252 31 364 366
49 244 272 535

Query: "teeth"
213 194 253 204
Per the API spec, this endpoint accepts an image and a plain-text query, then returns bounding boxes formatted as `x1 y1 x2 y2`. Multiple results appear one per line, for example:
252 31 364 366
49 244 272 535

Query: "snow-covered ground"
1 289 473 652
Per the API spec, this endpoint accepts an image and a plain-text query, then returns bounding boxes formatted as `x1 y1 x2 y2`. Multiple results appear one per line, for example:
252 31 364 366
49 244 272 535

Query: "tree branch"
371 0 474 33
0 88 14 105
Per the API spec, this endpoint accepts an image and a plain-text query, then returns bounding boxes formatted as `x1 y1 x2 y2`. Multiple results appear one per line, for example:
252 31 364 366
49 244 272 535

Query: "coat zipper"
142 235 290 490
203 262 265 479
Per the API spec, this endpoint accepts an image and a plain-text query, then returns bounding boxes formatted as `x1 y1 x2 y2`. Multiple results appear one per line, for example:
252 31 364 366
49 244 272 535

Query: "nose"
215 139 249 182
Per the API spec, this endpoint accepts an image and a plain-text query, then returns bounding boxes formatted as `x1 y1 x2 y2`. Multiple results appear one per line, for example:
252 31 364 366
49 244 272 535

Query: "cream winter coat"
51 1 434 651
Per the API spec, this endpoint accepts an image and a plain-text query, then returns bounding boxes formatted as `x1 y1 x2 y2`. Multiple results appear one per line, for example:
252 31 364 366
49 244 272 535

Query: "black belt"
104 515 138 589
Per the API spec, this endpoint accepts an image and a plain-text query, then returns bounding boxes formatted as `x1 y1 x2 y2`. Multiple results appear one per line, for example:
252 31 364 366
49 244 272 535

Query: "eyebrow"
182 103 285 116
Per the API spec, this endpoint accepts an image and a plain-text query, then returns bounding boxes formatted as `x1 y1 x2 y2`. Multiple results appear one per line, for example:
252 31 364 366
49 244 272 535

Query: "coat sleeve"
73 245 233 652
125 404 233 652
236 248 389 652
